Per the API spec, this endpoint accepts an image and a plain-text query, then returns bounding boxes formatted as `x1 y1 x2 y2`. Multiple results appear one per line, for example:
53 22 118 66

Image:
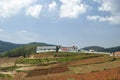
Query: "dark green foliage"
0 40 23 53
56 45 61 53
81 46 105 52
105 46 120 53
0 42 54 57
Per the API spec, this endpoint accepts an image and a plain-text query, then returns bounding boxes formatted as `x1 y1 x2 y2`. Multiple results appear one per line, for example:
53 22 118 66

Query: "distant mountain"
81 46 105 52
105 46 120 53
0 40 23 53
0 40 55 57
81 46 120 53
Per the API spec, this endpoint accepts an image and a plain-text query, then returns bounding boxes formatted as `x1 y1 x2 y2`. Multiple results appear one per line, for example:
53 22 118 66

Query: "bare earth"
14 57 120 80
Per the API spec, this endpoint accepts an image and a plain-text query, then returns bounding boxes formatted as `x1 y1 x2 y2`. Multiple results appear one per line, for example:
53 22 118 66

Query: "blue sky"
0 0 120 48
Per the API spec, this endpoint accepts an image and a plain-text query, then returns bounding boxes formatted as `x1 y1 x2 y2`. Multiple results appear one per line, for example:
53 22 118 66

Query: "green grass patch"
0 74 13 80
16 53 106 64
0 66 21 72
16 59 42 64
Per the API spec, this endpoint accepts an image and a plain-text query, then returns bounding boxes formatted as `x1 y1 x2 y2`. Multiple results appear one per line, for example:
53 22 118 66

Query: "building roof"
37 46 56 49
114 51 120 55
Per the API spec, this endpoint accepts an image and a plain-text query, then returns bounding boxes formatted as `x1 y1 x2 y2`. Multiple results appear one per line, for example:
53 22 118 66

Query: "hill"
0 41 54 57
0 40 23 53
81 46 105 52
105 46 120 53
81 46 120 53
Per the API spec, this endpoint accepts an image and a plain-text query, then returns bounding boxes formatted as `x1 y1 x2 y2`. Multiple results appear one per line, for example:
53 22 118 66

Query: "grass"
69 58 120 74
16 53 104 64
0 74 13 80
0 66 21 72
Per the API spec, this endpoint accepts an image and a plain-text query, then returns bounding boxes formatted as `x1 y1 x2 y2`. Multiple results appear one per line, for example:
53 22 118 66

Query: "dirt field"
1 53 120 80
19 67 120 80
0 58 16 67
14 56 120 80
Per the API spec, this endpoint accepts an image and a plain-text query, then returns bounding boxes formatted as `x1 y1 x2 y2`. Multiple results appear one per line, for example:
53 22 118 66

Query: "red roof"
114 52 120 56
61 48 68 51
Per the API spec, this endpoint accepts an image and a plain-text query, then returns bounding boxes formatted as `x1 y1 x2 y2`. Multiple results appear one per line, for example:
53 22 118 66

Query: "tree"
56 45 61 53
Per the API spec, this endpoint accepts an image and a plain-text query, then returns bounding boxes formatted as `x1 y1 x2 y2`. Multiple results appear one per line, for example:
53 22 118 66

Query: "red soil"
14 57 120 80
26 66 69 77
24 67 120 80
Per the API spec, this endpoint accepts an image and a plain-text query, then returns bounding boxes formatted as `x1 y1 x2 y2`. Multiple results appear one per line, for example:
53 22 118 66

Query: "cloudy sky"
0 0 120 48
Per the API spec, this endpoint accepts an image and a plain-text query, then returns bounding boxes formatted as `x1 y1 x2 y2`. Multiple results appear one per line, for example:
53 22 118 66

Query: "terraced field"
0 52 120 80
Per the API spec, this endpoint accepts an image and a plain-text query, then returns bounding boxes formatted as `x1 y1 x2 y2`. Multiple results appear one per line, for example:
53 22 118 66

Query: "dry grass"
69 59 120 73
0 58 16 67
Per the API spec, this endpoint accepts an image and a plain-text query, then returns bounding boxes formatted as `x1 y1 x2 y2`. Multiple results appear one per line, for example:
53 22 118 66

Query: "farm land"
0 52 120 80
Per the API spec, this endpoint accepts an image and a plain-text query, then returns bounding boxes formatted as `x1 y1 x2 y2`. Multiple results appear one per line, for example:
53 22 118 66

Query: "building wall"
36 46 56 53
36 46 78 53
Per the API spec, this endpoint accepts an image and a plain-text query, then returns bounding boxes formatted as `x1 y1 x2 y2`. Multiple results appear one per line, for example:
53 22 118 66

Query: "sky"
0 0 120 48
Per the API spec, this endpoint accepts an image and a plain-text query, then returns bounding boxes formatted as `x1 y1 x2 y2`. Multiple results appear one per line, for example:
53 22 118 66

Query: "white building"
59 46 78 52
36 46 56 53
36 46 78 53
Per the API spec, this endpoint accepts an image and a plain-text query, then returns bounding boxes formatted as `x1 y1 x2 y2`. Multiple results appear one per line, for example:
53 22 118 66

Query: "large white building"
36 46 56 53
36 46 78 53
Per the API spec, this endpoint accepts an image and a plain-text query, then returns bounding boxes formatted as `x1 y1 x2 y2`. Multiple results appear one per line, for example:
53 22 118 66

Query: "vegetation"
16 53 103 64
81 46 120 53
0 42 54 57
0 66 20 72
0 40 22 53
82 46 105 52
1 40 120 58
0 52 119 80
0 74 13 80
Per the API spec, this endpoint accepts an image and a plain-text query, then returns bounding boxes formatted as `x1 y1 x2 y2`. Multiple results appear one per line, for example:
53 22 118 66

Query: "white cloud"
48 1 57 12
0 0 37 18
98 0 120 16
97 0 112 13
87 15 120 24
26 5 43 18
87 16 100 20
88 0 120 24
0 29 4 32
59 0 87 18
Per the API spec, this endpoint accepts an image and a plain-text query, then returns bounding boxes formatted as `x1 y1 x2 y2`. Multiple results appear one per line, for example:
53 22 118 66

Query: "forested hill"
105 46 120 53
81 46 105 52
81 46 120 53
0 40 54 57
0 40 23 53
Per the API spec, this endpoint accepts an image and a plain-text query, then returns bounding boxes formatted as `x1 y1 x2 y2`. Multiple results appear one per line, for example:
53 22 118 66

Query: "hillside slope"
81 46 105 52
0 40 22 53
0 41 54 57
81 46 120 53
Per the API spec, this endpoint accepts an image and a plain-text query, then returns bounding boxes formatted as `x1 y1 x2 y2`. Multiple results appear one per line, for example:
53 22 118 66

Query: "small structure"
110 51 120 56
36 46 56 53
114 51 120 56
59 46 78 52
89 49 95 53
